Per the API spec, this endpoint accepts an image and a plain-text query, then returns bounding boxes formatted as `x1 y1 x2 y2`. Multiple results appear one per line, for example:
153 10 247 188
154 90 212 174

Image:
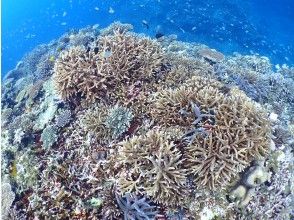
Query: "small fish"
101 49 112 58
49 56 55 62
142 20 149 29
25 33 36 39
93 24 99 29
63 11 67 17
179 27 185 33
61 22 67 26
109 7 115 14
155 32 164 39
94 7 99 11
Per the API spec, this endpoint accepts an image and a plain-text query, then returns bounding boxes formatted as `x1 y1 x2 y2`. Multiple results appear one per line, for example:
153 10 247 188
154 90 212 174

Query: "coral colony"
1 22 294 219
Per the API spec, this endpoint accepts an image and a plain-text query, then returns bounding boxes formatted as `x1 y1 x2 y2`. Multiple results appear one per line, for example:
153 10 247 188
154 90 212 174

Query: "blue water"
2 0 294 76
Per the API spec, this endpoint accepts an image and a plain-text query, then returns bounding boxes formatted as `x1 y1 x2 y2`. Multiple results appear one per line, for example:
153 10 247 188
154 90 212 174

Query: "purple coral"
115 193 158 220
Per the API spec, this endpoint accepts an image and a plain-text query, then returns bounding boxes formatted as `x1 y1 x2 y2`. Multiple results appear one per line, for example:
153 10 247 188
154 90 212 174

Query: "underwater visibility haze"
1 0 294 219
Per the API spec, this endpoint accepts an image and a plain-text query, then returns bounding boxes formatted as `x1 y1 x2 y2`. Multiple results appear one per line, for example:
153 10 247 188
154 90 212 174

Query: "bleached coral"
1 177 15 219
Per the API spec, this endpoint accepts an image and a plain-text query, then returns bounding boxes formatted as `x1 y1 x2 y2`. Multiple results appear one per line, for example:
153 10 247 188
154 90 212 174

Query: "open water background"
2 0 294 76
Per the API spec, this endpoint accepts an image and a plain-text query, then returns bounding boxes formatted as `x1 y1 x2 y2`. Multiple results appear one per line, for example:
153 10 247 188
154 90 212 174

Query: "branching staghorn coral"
80 105 112 145
150 76 224 127
80 104 133 142
115 193 158 220
150 76 271 190
116 129 188 206
53 29 164 103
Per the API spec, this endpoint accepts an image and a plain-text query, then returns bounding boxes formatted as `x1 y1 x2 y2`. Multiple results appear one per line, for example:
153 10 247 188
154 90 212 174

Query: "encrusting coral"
40 125 58 148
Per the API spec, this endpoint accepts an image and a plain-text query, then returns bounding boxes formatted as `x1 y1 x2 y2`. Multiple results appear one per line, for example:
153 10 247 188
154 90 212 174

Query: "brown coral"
53 29 164 103
116 129 187 206
150 76 223 127
150 76 271 190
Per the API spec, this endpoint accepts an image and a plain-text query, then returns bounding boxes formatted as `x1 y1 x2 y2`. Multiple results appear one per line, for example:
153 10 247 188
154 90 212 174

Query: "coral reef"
1 22 293 220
